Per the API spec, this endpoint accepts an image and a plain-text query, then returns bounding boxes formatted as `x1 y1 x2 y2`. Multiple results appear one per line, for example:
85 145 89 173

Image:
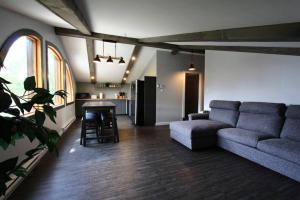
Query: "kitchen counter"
75 98 128 118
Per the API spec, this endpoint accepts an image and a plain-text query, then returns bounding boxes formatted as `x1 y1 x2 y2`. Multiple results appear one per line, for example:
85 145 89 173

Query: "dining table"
81 101 119 145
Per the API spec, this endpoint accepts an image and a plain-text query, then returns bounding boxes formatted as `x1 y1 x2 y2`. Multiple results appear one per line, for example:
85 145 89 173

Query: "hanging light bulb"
107 56 113 64
93 55 101 63
188 64 196 71
119 57 125 65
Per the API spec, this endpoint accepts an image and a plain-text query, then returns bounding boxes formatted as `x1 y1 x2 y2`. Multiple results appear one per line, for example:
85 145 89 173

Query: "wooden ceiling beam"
86 38 96 83
140 22 300 43
121 46 142 84
55 27 205 54
36 0 91 35
181 45 300 56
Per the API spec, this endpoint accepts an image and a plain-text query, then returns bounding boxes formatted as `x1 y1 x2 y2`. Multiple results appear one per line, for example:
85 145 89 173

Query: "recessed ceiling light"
126 70 130 74
123 77 127 81
91 76 95 79
131 56 136 61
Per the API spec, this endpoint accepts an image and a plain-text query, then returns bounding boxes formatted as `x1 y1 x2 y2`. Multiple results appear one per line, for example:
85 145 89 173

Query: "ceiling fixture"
93 41 126 65
188 64 196 71
125 70 130 74
119 57 125 65
91 76 95 80
123 77 127 81
131 56 136 61
187 52 196 71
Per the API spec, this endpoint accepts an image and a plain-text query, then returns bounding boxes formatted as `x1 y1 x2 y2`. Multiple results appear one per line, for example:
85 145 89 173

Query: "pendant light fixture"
93 55 101 63
93 41 126 65
119 57 125 65
187 52 196 71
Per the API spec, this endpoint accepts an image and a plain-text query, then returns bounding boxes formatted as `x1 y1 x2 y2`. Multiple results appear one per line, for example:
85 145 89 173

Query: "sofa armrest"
188 112 209 121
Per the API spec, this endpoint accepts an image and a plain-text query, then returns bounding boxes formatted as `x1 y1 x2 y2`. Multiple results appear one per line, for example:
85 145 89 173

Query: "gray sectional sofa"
169 100 300 182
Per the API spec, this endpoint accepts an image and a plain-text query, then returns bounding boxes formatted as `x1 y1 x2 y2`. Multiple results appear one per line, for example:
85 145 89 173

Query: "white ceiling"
60 36 90 82
94 41 135 83
75 0 300 38
0 0 74 29
2 0 300 83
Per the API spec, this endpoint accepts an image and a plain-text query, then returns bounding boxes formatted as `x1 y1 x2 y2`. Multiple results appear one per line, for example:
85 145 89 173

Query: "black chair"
80 112 100 146
99 111 119 143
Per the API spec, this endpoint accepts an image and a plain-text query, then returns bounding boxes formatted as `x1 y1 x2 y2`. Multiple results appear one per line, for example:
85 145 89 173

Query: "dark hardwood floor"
9 116 300 200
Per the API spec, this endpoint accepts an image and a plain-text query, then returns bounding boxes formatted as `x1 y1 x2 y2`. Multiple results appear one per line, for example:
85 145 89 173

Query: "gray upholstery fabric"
237 113 283 137
281 105 300 142
285 105 300 119
257 138 300 165
217 128 274 147
188 113 209 121
209 100 241 110
218 138 300 182
209 109 239 127
239 102 286 116
236 102 285 136
170 120 232 139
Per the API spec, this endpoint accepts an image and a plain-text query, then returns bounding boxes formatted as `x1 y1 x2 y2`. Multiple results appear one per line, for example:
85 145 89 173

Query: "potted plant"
0 70 66 196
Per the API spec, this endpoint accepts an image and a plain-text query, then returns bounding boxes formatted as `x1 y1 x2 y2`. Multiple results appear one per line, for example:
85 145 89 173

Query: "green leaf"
10 93 24 114
54 90 67 98
35 110 45 127
34 88 49 95
4 108 20 116
0 91 12 112
0 77 10 84
21 102 33 112
31 93 54 104
0 179 7 196
43 105 56 123
24 76 36 91
0 138 9 150
0 157 18 174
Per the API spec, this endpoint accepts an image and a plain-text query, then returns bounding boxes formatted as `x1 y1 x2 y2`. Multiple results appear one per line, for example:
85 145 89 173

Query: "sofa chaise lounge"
169 100 300 182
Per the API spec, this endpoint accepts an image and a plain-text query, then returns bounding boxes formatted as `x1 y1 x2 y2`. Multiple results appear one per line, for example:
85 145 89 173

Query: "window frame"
0 29 43 116
46 41 65 109
0 29 43 87
65 62 75 105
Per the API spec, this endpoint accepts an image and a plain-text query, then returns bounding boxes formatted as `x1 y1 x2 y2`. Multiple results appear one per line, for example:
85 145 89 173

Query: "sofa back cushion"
281 105 300 142
237 102 286 137
209 100 241 127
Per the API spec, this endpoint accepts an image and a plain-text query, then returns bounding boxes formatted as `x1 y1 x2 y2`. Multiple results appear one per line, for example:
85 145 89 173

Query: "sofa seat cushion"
217 128 275 148
169 120 232 139
257 138 300 165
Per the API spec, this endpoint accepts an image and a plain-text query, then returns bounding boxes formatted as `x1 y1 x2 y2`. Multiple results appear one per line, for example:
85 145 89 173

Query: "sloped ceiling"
2 0 300 83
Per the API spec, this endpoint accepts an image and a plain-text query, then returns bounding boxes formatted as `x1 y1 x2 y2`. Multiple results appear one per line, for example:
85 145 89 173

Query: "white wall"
204 50 300 109
0 7 76 163
156 51 205 124
139 53 157 80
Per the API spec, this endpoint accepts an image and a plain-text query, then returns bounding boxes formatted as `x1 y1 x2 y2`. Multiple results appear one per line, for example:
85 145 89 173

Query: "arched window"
65 63 74 103
47 44 64 106
0 30 42 101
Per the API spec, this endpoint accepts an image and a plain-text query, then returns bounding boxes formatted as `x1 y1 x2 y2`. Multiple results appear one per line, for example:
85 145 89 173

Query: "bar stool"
100 111 119 143
80 112 100 146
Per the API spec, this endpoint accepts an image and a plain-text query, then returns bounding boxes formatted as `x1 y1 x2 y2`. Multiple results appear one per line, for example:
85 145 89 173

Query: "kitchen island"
75 98 128 118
